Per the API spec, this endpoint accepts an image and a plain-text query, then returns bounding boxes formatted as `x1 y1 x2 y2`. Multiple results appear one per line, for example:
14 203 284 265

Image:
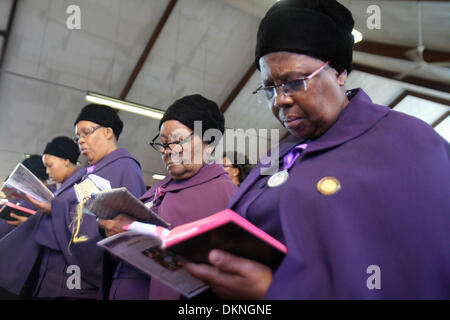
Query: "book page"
97 232 208 298
84 187 169 227
1 163 54 203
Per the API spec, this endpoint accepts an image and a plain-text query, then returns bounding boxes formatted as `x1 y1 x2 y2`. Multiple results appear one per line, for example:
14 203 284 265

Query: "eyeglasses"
252 61 330 106
73 126 103 143
149 133 193 155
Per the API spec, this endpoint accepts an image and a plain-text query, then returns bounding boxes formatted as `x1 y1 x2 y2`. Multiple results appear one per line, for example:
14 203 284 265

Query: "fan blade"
394 64 425 80
429 61 450 68
404 48 421 62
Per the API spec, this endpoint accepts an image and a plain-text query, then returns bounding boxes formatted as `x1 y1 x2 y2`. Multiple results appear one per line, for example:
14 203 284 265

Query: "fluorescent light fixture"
152 174 166 180
352 28 363 43
85 92 164 120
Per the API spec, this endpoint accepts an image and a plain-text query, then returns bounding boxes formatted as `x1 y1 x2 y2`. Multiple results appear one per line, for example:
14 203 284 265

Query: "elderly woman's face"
75 120 111 165
259 52 348 139
159 120 206 181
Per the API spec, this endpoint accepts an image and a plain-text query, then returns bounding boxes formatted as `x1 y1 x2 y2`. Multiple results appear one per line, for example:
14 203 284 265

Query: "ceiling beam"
120 0 178 100
220 64 256 113
432 111 450 128
0 0 19 68
354 40 450 64
388 90 450 109
353 63 450 93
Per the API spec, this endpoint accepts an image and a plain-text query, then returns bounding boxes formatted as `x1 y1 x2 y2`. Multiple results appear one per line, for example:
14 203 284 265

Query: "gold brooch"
317 177 341 195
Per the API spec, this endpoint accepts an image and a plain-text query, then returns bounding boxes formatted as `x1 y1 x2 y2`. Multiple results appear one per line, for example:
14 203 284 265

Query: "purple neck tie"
283 143 307 171
86 165 95 175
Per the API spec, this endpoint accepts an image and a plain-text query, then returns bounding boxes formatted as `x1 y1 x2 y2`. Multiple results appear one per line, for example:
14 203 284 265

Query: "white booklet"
97 222 208 298
82 187 169 226
1 163 54 203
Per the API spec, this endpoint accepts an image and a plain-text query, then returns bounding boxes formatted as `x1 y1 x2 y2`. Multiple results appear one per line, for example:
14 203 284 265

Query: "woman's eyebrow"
264 70 308 85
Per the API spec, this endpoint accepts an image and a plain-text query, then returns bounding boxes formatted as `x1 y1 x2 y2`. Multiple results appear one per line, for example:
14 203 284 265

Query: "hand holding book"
183 249 273 300
25 195 51 215
6 213 29 227
98 213 137 237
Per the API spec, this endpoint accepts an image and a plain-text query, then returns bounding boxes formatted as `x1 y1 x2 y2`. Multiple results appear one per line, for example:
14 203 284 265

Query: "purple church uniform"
228 89 450 299
0 148 145 298
109 163 237 300
0 219 15 239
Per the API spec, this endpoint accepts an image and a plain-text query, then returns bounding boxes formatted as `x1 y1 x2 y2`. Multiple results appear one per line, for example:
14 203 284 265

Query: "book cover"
0 202 36 221
1 163 54 203
97 209 287 298
163 209 287 269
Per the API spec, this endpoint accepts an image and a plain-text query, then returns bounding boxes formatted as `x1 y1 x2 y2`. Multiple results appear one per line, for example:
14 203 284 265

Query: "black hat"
159 94 225 143
74 104 124 140
43 136 80 165
255 0 355 72
22 155 48 181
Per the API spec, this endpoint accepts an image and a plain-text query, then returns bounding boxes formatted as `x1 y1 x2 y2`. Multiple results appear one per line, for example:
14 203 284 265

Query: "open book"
0 202 36 221
97 209 287 298
1 163 54 203
82 187 169 227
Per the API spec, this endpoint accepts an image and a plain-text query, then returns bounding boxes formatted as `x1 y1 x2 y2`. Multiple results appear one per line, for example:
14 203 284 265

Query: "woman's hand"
6 213 29 227
183 249 273 300
98 214 136 237
25 195 51 215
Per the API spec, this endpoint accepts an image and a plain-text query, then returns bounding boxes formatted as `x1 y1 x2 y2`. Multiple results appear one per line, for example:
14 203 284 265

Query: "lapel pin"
317 176 341 195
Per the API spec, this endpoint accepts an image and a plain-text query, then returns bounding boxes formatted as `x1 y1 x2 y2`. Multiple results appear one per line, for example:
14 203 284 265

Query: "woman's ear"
104 127 115 140
337 69 348 86
203 143 215 155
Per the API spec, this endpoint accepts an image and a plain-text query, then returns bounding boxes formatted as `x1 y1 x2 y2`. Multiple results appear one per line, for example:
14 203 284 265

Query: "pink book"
162 209 287 269
98 209 288 297
0 202 36 221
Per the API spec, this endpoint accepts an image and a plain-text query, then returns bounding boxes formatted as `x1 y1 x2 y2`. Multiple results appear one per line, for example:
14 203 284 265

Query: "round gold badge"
317 177 341 195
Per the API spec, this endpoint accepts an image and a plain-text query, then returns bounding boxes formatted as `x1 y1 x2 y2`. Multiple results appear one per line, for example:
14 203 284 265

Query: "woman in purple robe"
184 0 450 299
0 155 53 236
0 105 146 299
99 94 237 300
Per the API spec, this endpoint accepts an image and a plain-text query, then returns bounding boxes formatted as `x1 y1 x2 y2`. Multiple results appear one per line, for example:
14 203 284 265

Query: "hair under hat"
43 136 80 165
255 0 355 73
159 94 225 143
22 155 49 181
74 104 124 140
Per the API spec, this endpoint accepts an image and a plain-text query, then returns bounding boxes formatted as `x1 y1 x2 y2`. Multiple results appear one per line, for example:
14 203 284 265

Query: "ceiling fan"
394 2 450 80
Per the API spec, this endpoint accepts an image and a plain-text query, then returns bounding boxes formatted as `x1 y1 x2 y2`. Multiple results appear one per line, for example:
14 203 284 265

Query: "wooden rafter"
354 40 450 64
120 0 178 100
0 0 19 68
353 63 450 93
220 64 257 114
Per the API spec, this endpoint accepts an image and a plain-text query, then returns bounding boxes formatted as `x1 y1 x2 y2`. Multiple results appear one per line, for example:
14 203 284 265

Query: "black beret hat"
159 94 225 143
74 104 124 140
255 0 355 72
43 136 80 165
22 155 48 181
